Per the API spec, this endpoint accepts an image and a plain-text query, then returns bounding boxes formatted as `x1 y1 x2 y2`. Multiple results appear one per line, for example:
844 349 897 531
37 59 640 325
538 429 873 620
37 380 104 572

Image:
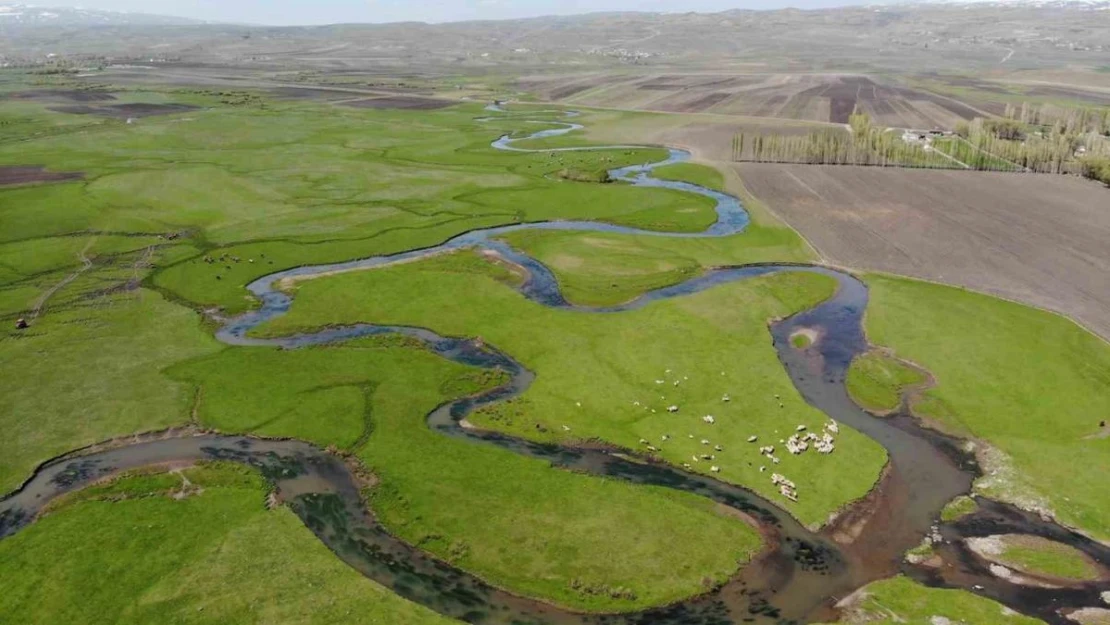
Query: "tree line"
731 103 1110 183
732 114 958 168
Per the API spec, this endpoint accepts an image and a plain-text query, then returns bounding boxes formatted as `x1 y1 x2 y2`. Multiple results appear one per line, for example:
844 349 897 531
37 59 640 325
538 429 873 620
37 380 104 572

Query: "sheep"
701 439 710 446
667 405 679 413
796 425 807 432
710 466 721 473
722 394 731 402
562 425 572 432
702 415 715 424
714 445 723 452
747 435 758 443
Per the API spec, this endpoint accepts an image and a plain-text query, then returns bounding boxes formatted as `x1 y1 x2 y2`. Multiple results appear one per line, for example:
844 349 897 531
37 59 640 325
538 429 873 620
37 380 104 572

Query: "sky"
67 0 904 25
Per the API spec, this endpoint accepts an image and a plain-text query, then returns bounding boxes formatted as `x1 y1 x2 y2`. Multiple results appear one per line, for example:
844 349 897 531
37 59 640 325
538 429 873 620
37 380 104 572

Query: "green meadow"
0 83 775 614
3 74 1108 623
496 162 813 306
862 275 1110 539
990 535 1101 581
822 576 1044 625
845 350 927 413
166 333 763 611
0 463 460 625
254 249 888 526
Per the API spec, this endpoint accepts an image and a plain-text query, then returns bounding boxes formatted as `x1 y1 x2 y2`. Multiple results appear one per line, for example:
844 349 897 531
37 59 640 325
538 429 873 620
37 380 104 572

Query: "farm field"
519 72 988 128
734 163 1110 340
1 56 1108 625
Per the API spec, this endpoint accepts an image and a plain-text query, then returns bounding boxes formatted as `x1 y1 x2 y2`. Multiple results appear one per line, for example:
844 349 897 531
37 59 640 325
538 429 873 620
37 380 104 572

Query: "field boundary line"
862 269 1110 347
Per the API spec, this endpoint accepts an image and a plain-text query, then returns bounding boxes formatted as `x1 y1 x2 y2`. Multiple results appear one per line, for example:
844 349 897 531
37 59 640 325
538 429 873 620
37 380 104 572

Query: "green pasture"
253 249 888 526
940 495 979 522
495 162 813 306
168 335 761 612
821 576 1044 625
1 91 702 315
991 535 1101 581
0 462 460 625
0 252 219 493
846 350 927 413
863 275 1110 540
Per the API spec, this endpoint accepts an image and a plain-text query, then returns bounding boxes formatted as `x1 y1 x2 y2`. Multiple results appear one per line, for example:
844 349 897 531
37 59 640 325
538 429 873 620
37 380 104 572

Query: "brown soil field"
48 103 200 118
341 96 455 110
269 87 372 100
0 166 83 186
6 89 117 102
735 163 1110 339
522 72 985 128
1023 86 1110 105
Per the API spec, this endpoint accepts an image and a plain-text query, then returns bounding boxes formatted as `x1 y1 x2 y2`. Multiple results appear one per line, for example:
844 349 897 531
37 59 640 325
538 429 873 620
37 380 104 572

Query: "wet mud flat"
0 165 83 186
907 499 1110 625
342 96 456 110
3 105 1109 625
47 103 200 118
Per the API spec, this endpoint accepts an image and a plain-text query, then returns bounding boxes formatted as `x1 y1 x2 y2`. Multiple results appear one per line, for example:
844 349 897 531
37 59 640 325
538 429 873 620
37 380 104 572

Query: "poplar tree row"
731 114 956 168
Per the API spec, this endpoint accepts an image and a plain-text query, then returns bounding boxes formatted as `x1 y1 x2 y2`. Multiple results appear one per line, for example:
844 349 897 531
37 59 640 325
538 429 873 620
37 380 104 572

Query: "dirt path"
29 238 95 321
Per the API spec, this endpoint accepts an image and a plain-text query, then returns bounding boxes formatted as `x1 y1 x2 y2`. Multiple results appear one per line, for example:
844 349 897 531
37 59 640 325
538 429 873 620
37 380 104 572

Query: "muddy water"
2 107 1107 624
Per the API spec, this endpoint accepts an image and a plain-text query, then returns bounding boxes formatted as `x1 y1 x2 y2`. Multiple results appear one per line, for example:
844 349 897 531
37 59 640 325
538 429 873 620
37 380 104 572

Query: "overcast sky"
68 0 900 25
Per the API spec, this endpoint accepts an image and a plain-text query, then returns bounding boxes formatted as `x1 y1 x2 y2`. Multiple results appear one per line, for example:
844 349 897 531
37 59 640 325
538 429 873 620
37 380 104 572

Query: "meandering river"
2 105 1106 625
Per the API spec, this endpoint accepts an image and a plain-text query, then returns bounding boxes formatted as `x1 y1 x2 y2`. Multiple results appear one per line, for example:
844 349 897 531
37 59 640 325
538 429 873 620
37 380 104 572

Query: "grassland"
254 249 888 527
652 162 728 190
0 83 799 614
0 462 461 625
0 284 220 494
498 161 813 306
169 326 763 612
989 535 1101 581
940 495 979 522
846 351 927 413
824 576 1043 625
862 275 1110 539
1 91 686 315
0 87 722 487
